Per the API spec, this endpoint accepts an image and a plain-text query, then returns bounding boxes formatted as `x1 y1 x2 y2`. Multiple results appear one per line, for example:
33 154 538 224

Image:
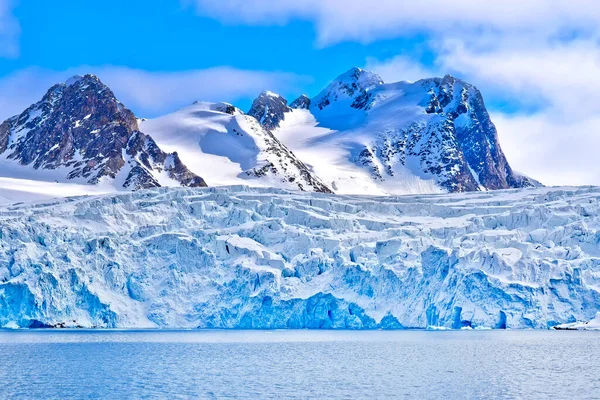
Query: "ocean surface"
0 330 598 399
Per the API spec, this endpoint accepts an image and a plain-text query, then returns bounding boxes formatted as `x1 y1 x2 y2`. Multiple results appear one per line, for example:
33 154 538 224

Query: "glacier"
0 185 599 329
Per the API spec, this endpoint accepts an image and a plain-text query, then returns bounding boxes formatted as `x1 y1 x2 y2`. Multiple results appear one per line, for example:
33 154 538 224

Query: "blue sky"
0 0 600 186
0 0 434 111
0 0 567 112
6 1 423 72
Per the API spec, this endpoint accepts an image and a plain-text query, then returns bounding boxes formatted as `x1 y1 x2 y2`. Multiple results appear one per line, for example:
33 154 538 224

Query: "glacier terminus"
0 185 598 330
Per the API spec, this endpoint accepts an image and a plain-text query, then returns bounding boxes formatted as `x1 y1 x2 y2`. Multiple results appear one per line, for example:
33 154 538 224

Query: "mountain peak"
260 90 282 99
0 76 206 191
290 94 311 110
311 68 383 113
267 67 539 194
211 102 243 115
64 73 104 87
247 91 291 131
334 67 383 88
65 75 84 86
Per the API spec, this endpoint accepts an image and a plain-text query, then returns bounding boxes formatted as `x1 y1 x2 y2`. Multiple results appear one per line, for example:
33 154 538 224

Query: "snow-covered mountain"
0 67 538 198
0 74 206 192
0 185 598 329
251 67 539 195
139 101 332 193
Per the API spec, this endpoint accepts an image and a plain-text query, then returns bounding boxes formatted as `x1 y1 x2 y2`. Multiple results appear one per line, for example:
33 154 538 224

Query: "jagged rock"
419 75 536 190
247 91 292 131
0 67 539 197
0 74 206 190
312 67 383 111
290 95 311 110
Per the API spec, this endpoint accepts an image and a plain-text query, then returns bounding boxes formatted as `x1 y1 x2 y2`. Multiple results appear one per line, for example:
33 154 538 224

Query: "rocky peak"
416 75 538 190
0 74 206 190
348 73 539 192
312 67 384 112
419 75 470 115
290 94 311 110
247 91 292 131
211 102 243 116
336 67 384 88
292 68 540 193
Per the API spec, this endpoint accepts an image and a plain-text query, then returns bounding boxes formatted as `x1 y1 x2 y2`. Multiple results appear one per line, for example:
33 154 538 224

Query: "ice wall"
0 186 599 329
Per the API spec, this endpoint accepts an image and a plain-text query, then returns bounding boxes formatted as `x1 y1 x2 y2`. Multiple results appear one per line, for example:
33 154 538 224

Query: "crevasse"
0 185 599 329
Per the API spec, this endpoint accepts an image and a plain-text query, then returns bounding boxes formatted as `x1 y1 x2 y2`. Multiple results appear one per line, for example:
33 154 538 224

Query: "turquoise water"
0 330 598 399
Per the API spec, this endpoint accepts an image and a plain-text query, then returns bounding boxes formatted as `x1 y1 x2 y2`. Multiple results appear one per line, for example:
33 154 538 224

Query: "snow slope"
0 185 598 329
0 69 536 199
140 102 331 193
276 108 444 195
0 178 112 205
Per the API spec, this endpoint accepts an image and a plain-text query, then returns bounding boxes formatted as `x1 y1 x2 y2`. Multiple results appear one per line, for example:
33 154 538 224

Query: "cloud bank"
187 0 600 46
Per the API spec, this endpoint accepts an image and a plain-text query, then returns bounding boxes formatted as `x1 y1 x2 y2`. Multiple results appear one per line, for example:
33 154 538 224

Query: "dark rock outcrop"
0 74 206 190
247 91 292 131
418 75 538 190
290 95 311 110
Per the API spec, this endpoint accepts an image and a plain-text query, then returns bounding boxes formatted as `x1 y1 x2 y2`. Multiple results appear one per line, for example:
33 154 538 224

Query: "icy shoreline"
0 185 599 329
554 312 600 330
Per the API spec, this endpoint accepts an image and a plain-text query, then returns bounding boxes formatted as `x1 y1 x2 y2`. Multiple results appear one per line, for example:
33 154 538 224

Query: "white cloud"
0 66 308 120
438 40 600 116
187 0 600 46
0 0 19 57
493 113 600 187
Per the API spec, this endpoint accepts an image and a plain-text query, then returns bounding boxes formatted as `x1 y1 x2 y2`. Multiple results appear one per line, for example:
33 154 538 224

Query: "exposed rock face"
0 74 206 190
0 68 538 196
353 118 481 192
123 131 206 190
247 91 292 131
345 74 539 192
290 94 311 110
420 75 538 190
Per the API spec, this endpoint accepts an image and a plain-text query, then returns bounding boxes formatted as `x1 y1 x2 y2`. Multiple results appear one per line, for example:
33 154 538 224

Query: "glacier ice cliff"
0 186 599 329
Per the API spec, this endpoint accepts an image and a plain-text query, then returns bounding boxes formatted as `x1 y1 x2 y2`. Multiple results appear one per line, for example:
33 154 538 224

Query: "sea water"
0 330 598 399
